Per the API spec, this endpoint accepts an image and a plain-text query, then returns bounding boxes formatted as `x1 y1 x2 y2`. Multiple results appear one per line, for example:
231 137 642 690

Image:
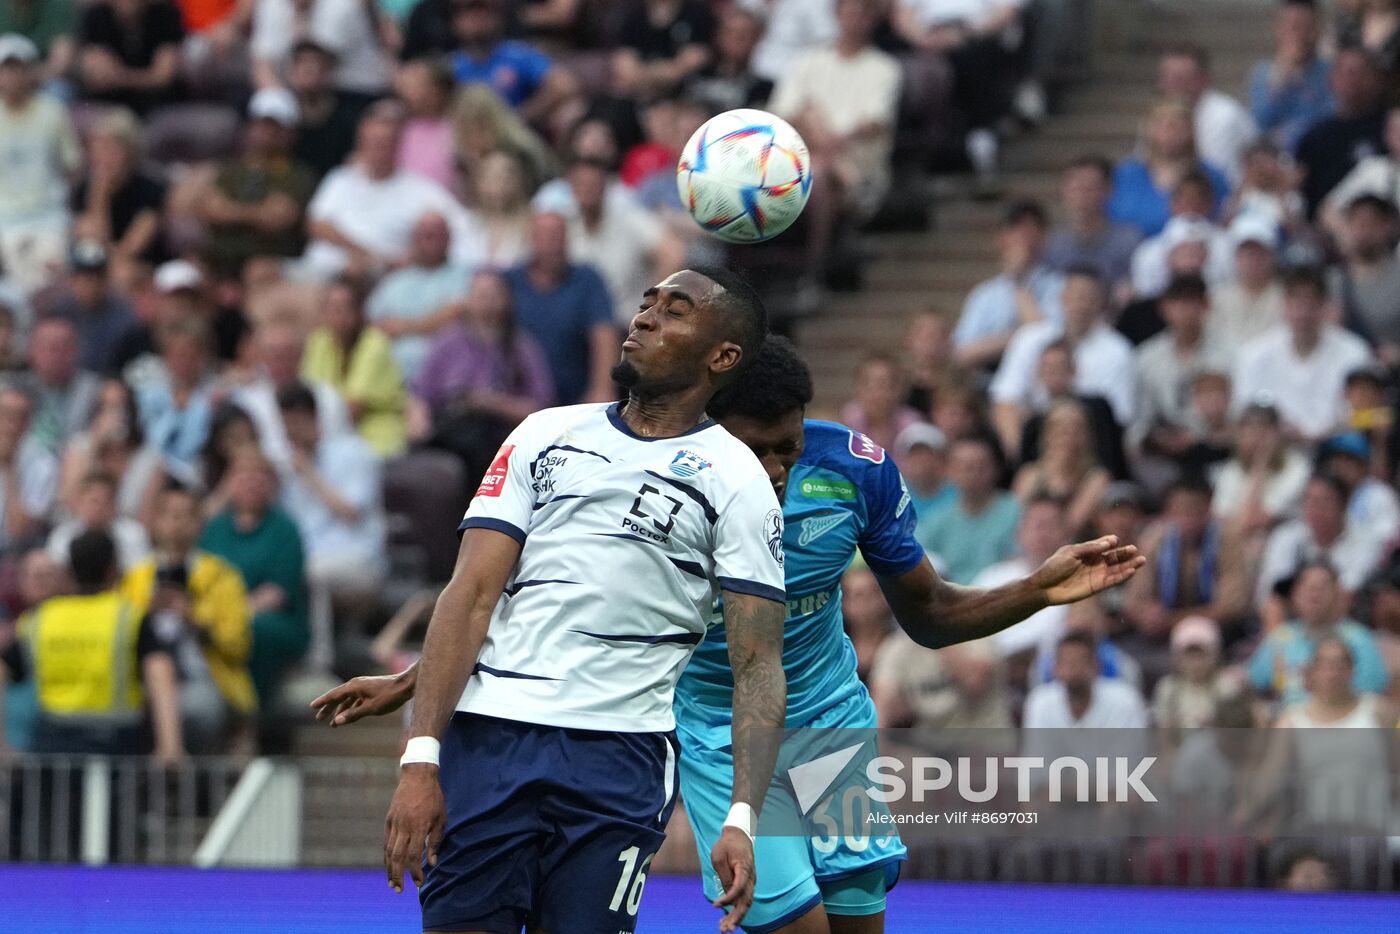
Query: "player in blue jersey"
313 336 1144 934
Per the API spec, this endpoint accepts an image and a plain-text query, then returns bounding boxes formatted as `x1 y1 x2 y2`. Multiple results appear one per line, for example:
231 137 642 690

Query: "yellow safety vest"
25 592 143 720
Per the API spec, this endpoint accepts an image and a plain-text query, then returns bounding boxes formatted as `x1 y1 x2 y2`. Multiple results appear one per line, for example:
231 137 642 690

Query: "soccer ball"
676 108 812 244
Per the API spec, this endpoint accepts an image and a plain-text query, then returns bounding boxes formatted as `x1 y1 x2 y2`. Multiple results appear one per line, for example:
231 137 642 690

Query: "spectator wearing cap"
1211 401 1311 537
0 34 80 296
1016 340 1127 477
16 315 99 456
250 0 391 101
1127 180 1232 300
1249 0 1333 152
195 88 317 283
894 422 954 521
1256 473 1385 607
0 385 58 556
1294 47 1385 219
287 40 362 180
1249 561 1388 705
301 102 485 281
446 0 575 125
1341 365 1395 477
1320 105 1400 236
991 267 1134 455
1321 431 1400 554
688 5 774 114
1233 266 1374 443
1206 214 1285 358
916 434 1020 585
0 0 77 91
840 354 922 457
1107 98 1230 239
952 200 1065 371
77 0 184 115
1042 155 1142 299
612 0 715 102
1129 274 1233 489
1152 615 1245 729
70 107 168 286
1328 194 1400 359
49 242 139 375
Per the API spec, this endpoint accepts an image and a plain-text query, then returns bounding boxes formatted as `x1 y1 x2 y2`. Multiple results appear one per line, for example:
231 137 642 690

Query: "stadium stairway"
796 0 1275 413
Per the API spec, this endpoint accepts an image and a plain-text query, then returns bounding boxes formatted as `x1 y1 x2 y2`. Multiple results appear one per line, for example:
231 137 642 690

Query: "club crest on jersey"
476 444 514 497
798 511 851 547
765 509 785 568
669 449 712 478
848 431 886 464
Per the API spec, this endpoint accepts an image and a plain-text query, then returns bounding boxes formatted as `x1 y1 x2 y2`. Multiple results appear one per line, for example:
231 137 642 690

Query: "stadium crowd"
0 0 1393 825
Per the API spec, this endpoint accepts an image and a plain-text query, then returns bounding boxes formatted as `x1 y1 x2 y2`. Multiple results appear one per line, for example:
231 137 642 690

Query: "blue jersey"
675 420 925 730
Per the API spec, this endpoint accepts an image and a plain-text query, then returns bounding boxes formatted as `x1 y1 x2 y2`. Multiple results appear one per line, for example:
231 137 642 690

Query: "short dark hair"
1067 154 1113 181
1001 199 1048 229
1281 264 1327 296
1345 193 1399 220
1174 168 1217 201
159 481 201 508
275 381 318 416
1166 474 1213 502
1162 43 1210 71
70 529 117 591
707 335 813 421
1161 273 1209 304
1024 492 1067 514
80 471 117 494
684 265 767 378
1057 630 1099 656
1062 263 1106 287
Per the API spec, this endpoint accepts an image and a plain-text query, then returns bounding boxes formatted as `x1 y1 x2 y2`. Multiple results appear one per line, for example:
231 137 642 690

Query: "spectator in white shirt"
1128 182 1233 300
990 267 1135 455
46 471 149 571
1207 215 1286 360
1231 265 1374 443
300 102 484 281
1021 632 1151 761
975 494 1070 662
1256 472 1385 607
1158 44 1258 181
1320 432 1400 554
739 0 836 84
251 0 392 98
1211 400 1311 536
0 385 57 555
1319 105 1400 239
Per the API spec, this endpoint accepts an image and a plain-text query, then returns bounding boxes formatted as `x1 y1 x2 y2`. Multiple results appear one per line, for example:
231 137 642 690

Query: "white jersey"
457 402 786 732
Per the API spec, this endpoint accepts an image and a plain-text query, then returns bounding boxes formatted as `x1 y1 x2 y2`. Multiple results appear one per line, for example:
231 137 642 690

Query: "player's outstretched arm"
713 590 785 933
879 536 1146 650
383 528 521 894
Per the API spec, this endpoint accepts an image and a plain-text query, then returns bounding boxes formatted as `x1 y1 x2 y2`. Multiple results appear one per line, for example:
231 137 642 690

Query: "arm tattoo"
724 592 786 811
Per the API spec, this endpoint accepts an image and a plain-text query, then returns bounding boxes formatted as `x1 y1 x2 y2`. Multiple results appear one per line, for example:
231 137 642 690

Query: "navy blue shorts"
420 713 680 934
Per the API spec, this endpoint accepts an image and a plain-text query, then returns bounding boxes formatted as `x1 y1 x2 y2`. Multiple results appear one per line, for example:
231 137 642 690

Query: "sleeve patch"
476 444 515 498
765 508 785 569
848 431 886 464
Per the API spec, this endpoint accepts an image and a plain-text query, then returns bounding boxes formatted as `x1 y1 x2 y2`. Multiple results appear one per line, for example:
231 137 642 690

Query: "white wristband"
723 802 756 843
399 736 440 768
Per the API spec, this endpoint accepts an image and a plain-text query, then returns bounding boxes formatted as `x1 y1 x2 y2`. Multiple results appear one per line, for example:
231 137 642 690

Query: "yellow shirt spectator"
302 325 407 458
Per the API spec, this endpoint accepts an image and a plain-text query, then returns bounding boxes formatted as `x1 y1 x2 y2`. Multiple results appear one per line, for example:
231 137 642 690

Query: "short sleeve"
306 168 348 221
857 456 926 578
458 418 543 544
713 472 785 603
988 325 1044 406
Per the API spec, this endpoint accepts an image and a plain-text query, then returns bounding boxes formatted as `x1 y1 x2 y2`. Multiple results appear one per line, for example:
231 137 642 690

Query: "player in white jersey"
379 267 788 934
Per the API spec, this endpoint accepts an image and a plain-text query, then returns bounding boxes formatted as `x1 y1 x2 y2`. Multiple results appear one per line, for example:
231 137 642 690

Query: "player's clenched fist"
384 764 445 894
710 826 756 932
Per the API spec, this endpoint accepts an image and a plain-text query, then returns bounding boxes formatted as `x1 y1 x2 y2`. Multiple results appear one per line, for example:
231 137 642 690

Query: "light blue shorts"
676 691 905 933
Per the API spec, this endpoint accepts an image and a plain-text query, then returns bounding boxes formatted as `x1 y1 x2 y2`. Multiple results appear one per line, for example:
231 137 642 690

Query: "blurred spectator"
46 470 150 570
2 529 182 759
410 269 553 481
1206 215 1285 357
196 88 318 281
1042 155 1142 296
1012 400 1109 534
1017 341 1127 479
287 40 362 179
505 212 617 405
276 382 385 672
894 0 1023 182
1250 0 1334 151
612 0 714 102
122 484 254 753
1094 486 1147 620
953 200 1064 371
0 385 56 553
974 494 1070 661
451 81 556 190
472 148 534 267
58 378 163 522
893 423 954 521
365 212 471 385
1030 595 1145 691
77 0 184 114
1256 475 1385 605
871 626 1012 750
1232 266 1373 443
1329 194 1400 359
1107 98 1230 238
250 0 391 99
915 434 1020 584
769 0 900 228
1320 432 1400 551
301 102 483 280
1129 194 1232 300
1022 630 1150 730
1335 0 1400 90
50 241 140 375
301 277 406 458
1294 46 1385 219
688 5 773 113
1128 275 1232 483
839 565 892 684
230 321 350 473
1124 478 1247 651
930 378 993 446
1158 45 1257 181
1229 140 1306 234
70 108 167 283
1211 401 1311 537
400 0 454 60
1367 564 1400 704
1151 615 1243 730
134 317 216 477
1341 365 1394 477
1319 106 1400 235
1249 562 1388 705
839 353 921 455
902 310 962 413
1 548 65 749
990 268 1134 455
446 0 575 125
0 34 81 295
0 0 77 88
17 315 99 455
197 402 258 517
199 448 309 707
395 58 457 192
742 0 835 84
1276 849 1336 892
